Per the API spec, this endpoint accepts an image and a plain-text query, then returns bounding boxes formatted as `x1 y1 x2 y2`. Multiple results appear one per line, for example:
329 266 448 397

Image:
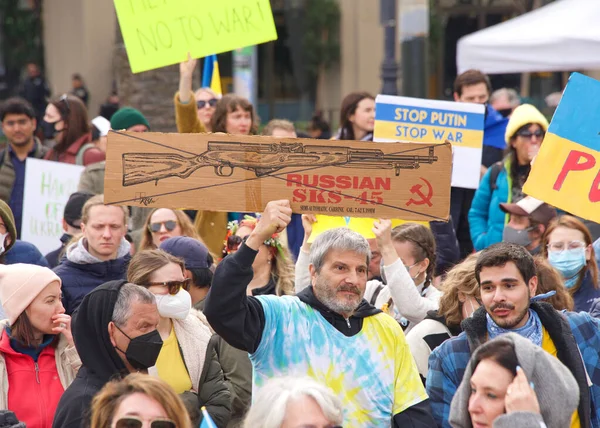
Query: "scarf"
486 309 542 347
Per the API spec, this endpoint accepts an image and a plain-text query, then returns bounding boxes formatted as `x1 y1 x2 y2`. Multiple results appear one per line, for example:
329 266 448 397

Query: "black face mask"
41 119 59 140
115 325 163 371
497 108 513 118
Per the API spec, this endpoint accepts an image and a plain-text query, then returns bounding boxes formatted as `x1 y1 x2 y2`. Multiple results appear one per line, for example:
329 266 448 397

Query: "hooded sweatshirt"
54 238 131 315
52 280 129 428
449 333 579 428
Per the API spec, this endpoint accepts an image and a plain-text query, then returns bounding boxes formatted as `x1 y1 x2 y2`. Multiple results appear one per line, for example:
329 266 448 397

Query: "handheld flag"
200 406 218 428
202 55 222 96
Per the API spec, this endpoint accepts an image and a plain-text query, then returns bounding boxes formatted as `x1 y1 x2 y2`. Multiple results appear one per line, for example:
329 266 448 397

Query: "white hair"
490 88 520 108
309 227 370 273
243 377 343 428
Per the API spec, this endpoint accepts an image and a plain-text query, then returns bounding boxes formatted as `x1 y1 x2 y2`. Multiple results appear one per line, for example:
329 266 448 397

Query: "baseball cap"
500 196 557 226
64 191 94 228
159 236 209 269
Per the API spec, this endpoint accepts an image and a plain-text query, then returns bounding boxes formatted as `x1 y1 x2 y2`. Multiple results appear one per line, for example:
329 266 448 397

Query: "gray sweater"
449 332 580 428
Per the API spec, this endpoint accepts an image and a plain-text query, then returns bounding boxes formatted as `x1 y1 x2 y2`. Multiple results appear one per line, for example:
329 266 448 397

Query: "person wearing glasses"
243 377 344 428
427 242 600 427
139 208 204 251
541 215 600 312
42 94 105 166
127 249 231 428
91 373 192 428
469 104 549 251
54 195 131 315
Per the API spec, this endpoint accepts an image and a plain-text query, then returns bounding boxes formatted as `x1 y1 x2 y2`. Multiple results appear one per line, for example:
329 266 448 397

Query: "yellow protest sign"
114 0 278 73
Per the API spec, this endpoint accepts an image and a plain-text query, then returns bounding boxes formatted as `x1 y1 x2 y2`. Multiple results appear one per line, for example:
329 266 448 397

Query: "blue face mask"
548 248 587 288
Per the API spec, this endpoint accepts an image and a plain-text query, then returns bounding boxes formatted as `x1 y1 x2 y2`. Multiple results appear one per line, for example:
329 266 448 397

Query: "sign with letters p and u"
374 95 485 189
114 0 278 73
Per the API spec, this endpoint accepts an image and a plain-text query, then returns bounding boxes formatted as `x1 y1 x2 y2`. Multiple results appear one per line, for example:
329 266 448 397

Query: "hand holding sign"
246 200 292 251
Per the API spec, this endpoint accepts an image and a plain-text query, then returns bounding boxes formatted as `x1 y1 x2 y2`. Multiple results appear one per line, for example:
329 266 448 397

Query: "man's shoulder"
431 331 470 360
564 310 600 337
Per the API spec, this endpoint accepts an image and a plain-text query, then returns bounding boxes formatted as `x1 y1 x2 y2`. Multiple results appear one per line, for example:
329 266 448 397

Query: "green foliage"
302 0 341 81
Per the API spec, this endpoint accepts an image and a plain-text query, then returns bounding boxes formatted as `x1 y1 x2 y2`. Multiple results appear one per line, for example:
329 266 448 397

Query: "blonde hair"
127 249 185 287
139 208 201 251
438 253 480 328
272 245 295 296
81 194 128 226
262 119 295 136
194 87 220 100
90 373 192 428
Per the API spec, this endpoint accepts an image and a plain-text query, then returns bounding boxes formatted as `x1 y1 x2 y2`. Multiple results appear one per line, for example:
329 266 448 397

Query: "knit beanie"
504 104 549 144
110 107 150 131
0 200 16 254
0 264 62 324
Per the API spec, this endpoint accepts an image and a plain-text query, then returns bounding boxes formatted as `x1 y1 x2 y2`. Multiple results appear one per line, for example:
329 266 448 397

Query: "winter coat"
44 133 105 166
571 270 600 313
52 281 130 428
0 322 80 427
449 333 579 428
427 302 600 428
4 240 49 267
53 238 131 315
468 158 512 251
0 138 48 203
170 310 231 427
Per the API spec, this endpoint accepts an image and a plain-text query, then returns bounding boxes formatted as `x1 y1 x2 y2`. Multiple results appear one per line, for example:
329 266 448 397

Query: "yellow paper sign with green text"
114 0 278 73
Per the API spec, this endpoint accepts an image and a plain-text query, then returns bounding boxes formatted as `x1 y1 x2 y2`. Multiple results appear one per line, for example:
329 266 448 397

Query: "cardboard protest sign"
104 132 452 221
374 95 485 189
21 158 84 256
114 0 278 73
524 73 600 223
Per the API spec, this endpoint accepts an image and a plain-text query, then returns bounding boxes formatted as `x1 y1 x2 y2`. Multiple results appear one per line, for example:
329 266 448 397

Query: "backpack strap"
489 161 504 192
75 142 97 166
369 283 384 306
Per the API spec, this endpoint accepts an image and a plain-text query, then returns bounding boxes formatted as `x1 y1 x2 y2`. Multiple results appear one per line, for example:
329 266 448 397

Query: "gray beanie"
449 333 579 428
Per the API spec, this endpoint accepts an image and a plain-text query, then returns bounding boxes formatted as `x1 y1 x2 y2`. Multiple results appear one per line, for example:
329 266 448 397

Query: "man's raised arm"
204 200 293 353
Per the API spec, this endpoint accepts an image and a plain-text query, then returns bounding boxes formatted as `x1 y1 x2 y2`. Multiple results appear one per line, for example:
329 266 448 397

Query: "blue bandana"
486 309 543 347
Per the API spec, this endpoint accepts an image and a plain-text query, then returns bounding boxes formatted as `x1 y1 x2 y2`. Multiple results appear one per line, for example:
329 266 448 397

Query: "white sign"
21 158 84 256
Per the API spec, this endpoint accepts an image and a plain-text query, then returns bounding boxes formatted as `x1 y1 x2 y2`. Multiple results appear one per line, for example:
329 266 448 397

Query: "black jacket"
204 243 437 427
53 280 130 428
44 233 71 269
429 219 461 277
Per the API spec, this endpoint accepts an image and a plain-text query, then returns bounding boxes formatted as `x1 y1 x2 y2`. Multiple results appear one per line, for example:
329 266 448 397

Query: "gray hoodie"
449 332 579 428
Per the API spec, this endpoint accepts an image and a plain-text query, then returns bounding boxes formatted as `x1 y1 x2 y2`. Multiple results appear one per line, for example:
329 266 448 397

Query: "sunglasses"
115 416 176 428
149 220 177 233
516 129 545 139
146 278 191 295
197 98 218 109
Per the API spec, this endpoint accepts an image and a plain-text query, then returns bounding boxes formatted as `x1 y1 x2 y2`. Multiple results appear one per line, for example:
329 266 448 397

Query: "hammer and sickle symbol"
406 178 434 207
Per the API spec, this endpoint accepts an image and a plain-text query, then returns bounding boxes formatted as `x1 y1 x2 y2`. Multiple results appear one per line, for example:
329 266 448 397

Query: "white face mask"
466 299 476 319
0 232 9 254
153 289 192 320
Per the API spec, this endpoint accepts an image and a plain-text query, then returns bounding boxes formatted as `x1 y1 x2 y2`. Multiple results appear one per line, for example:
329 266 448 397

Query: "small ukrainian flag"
200 406 218 428
202 54 222 96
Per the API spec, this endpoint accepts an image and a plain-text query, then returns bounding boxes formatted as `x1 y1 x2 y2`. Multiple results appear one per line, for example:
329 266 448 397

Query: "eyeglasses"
547 240 586 253
115 416 176 428
516 129 545 140
197 98 218 109
149 220 177 233
58 94 71 117
146 278 191 295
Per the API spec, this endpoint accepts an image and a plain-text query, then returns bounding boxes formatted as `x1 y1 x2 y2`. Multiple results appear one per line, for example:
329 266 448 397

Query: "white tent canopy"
456 0 600 74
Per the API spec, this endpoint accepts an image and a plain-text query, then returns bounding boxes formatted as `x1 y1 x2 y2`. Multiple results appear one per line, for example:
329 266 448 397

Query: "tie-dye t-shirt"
251 295 428 427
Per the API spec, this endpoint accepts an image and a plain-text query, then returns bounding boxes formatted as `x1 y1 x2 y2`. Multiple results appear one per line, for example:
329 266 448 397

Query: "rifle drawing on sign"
122 141 439 187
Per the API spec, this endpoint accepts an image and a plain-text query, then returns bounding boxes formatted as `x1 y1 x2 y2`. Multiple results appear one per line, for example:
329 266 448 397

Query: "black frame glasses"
148 220 177 233
197 98 218 109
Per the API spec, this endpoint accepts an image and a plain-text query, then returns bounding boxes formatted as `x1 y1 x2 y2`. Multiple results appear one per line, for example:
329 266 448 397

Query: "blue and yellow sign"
374 95 485 189
524 73 600 223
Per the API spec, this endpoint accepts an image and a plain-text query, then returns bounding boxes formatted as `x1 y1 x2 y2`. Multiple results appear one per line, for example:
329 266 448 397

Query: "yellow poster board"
114 0 278 73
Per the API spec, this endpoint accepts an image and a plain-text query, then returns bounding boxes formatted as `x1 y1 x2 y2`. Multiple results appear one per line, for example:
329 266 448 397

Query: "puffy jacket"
0 325 81 427
43 133 105 166
4 240 49 267
53 239 131 315
468 158 512 251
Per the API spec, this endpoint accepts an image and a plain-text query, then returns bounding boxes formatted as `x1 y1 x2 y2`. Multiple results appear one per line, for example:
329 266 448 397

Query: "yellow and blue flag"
524 72 600 223
202 54 222 96
200 406 218 428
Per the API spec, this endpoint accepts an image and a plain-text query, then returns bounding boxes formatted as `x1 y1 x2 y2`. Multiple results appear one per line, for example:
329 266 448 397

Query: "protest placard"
104 131 453 221
523 73 600 223
374 95 485 189
114 0 278 73
21 158 85 256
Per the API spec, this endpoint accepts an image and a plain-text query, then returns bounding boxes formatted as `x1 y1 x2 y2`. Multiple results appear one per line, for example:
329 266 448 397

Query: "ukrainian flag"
200 406 218 428
202 54 222 96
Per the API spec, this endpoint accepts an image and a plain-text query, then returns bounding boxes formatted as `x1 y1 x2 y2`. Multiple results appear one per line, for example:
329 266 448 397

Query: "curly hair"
438 253 480 328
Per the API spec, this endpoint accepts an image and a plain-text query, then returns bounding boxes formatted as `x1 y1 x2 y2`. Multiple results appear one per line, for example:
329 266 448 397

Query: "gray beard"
312 277 362 316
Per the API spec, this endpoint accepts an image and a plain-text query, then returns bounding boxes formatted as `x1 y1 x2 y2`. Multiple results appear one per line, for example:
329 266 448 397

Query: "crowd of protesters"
0 58 599 428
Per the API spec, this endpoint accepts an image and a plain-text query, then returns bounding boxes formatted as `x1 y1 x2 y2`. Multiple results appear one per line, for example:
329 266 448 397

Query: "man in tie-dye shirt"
205 200 435 427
